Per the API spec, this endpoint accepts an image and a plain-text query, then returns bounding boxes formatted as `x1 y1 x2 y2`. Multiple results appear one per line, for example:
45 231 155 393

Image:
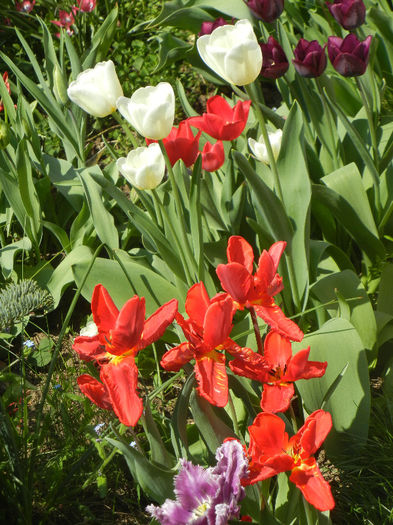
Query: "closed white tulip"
248 129 283 164
116 82 175 140
117 143 165 190
197 19 262 86
67 60 123 117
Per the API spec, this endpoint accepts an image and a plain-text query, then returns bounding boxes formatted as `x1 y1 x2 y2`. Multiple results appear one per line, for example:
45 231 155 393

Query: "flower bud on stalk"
248 129 282 164
246 0 284 23
326 0 366 30
53 64 69 105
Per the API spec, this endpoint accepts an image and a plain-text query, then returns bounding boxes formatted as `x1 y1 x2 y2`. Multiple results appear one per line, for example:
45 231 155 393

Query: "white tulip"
197 19 262 86
248 129 283 164
116 82 175 140
67 60 123 117
117 143 165 190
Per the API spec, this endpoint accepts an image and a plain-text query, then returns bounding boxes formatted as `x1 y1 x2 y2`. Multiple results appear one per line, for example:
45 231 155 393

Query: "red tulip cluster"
73 235 334 511
51 0 97 37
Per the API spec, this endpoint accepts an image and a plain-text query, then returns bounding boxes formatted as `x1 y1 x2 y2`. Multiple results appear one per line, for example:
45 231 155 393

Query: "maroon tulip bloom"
292 39 327 78
328 34 372 77
199 17 228 36
246 0 284 23
261 37 289 79
326 0 366 30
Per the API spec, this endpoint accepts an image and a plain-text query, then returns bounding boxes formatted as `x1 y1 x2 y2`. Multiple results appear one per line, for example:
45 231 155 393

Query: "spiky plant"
0 279 54 331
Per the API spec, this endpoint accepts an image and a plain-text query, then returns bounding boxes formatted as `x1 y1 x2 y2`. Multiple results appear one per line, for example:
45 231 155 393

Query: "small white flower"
197 19 262 86
117 143 165 190
116 82 175 140
248 129 283 164
80 320 98 338
67 60 123 117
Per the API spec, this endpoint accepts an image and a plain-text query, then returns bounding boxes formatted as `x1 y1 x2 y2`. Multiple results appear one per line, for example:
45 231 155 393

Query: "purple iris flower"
146 440 248 525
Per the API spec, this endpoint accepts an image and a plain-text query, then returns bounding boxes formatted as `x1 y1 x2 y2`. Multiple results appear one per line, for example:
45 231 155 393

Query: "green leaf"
377 263 393 316
106 437 175 504
82 6 119 68
171 373 195 460
0 238 32 280
294 318 370 455
142 401 176 468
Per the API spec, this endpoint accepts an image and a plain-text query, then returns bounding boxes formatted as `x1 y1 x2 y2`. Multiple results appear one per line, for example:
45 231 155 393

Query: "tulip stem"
112 111 139 149
248 306 264 355
159 140 198 283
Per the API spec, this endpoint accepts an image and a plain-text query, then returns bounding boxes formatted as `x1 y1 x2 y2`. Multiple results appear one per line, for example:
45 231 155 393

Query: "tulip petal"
185 282 211 329
254 304 304 342
227 236 254 272
216 262 252 305
284 347 327 381
161 342 194 371
109 296 145 354
261 383 295 413
91 284 119 335
100 357 143 427
263 330 292 369
296 410 333 456
72 334 105 362
77 374 112 411
139 298 178 350
290 458 335 511
203 297 234 349
195 352 228 406
248 412 289 457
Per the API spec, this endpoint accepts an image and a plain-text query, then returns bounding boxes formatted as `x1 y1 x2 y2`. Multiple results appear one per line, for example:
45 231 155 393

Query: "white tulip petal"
117 143 165 190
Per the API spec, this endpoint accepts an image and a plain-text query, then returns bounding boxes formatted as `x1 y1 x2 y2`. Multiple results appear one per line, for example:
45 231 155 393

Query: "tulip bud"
67 60 123 118
328 34 372 77
201 140 225 171
199 17 228 37
53 64 69 105
248 129 282 164
246 0 284 23
261 37 289 79
0 119 10 149
116 143 165 190
116 82 175 140
326 0 366 30
197 19 262 86
292 39 327 78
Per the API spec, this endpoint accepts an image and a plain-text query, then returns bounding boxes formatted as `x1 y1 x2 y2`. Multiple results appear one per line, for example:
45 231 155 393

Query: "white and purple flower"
146 440 248 525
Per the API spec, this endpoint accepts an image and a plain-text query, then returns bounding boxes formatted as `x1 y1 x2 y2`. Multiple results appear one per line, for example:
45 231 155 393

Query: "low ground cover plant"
1 0 393 523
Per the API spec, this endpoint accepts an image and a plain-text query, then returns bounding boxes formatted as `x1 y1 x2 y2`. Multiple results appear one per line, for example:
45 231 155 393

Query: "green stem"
303 498 315 525
158 140 197 282
150 188 164 228
112 111 139 148
248 306 264 355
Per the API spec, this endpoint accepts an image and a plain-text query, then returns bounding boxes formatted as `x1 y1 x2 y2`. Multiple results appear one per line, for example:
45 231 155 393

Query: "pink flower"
77 0 97 13
15 0 35 13
51 9 75 29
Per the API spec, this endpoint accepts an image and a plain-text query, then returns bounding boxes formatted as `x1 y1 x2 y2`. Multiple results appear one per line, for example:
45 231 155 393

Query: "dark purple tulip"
328 34 372 76
326 0 366 30
246 0 284 23
292 39 327 78
260 37 289 79
199 17 227 36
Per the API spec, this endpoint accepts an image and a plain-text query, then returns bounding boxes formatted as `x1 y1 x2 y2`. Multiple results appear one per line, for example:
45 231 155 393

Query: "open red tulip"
73 284 177 426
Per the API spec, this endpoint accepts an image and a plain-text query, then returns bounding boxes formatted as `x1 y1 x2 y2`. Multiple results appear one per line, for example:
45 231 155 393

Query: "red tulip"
161 282 248 407
246 0 284 23
326 0 366 30
201 140 225 171
244 410 335 511
51 10 76 33
199 17 228 37
328 34 372 77
260 37 289 79
216 236 303 341
15 0 35 13
188 96 251 142
73 284 177 426
147 120 201 167
293 39 327 78
229 331 327 413
77 0 97 13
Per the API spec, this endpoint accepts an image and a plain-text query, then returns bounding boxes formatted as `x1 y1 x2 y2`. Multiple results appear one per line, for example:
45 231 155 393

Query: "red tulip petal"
290 458 335 511
72 334 105 361
268 241 286 273
160 342 194 371
296 410 333 456
185 282 211 329
255 250 276 287
203 296 234 349
91 284 119 334
100 358 143 427
248 412 289 457
254 304 304 342
195 352 228 406
109 296 145 355
201 140 225 171
261 383 294 413
139 298 178 350
77 374 112 411
216 262 252 305
206 95 233 121
227 236 254 272
264 330 292 369
229 347 268 382
285 347 327 381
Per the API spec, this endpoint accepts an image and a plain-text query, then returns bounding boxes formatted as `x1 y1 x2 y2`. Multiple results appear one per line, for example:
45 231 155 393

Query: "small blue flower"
54 384 62 390
23 340 35 348
94 422 105 435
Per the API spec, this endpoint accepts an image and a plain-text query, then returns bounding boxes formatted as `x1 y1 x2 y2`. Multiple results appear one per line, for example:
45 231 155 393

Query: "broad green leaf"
193 0 253 20
72 250 184 315
311 269 377 351
43 154 84 211
309 240 354 283
294 318 370 455
149 1 214 32
106 437 175 504
171 373 195 460
82 6 118 68
0 238 32 280
377 263 393 316
142 401 176 468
